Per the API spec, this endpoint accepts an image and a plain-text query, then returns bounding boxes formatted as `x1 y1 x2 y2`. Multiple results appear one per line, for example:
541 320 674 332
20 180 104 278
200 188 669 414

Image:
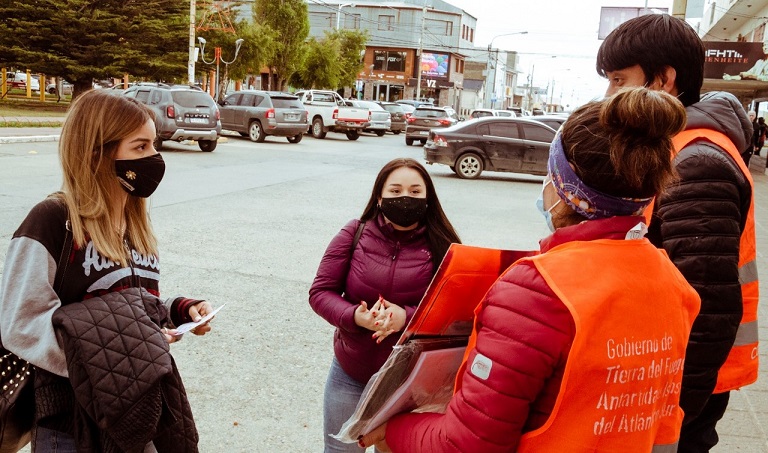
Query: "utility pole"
415 5 426 101
188 0 196 85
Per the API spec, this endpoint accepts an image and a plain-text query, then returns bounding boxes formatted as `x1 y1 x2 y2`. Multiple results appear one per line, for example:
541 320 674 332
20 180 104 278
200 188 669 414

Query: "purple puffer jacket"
309 214 434 384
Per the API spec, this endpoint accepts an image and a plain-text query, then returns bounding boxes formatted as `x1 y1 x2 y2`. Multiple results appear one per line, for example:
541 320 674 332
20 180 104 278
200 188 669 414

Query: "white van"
6 72 40 92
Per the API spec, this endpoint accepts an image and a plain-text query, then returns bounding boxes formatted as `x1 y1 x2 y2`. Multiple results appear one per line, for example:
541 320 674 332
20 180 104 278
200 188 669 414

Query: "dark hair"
361 158 461 268
759 117 766 125
556 87 686 225
596 14 704 107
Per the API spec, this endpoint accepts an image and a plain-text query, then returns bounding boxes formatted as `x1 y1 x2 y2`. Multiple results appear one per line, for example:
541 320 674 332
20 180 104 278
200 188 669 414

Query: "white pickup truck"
294 89 370 140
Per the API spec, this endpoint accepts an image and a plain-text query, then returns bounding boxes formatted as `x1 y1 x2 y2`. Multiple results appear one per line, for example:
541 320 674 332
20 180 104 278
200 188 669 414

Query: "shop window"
373 50 406 72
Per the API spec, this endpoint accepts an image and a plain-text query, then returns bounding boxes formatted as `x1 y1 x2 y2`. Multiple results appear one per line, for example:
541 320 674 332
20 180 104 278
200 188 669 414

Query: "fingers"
162 327 182 344
188 301 213 322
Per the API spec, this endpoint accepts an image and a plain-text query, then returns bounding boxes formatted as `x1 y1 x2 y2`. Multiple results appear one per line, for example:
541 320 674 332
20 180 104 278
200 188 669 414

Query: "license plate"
419 130 428 135
188 118 207 124
285 114 298 121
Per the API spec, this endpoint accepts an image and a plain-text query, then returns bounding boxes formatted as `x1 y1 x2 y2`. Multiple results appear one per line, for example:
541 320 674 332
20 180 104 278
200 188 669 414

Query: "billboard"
703 42 766 80
420 52 450 78
598 7 669 40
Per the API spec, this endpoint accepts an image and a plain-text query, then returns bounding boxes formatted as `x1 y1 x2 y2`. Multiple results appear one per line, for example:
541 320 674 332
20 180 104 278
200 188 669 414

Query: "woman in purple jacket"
309 158 461 452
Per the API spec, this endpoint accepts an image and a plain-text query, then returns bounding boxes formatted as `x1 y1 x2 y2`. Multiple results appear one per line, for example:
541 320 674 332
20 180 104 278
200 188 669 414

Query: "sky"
445 0 675 108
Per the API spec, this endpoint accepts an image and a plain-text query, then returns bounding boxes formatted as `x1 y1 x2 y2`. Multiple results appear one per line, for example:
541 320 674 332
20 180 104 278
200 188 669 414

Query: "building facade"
306 0 477 109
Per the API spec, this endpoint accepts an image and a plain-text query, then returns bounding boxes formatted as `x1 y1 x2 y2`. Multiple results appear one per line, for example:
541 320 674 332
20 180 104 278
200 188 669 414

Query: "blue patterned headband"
548 133 652 220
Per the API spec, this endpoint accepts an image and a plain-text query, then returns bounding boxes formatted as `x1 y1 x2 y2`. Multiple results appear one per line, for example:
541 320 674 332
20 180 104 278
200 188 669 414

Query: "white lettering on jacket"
82 240 159 276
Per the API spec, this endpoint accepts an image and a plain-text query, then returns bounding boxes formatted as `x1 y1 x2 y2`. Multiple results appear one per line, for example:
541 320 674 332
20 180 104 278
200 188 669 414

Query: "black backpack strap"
351 221 366 254
53 219 73 295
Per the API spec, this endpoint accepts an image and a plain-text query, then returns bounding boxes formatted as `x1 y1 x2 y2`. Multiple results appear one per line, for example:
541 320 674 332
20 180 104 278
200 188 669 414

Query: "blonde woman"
0 90 212 452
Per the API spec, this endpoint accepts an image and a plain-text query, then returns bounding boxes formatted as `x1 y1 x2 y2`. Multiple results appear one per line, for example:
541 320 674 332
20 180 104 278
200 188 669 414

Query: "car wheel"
346 131 360 141
198 139 217 152
456 153 483 179
249 121 266 143
405 138 414 146
375 130 385 137
238 132 248 137
287 134 303 144
153 137 163 151
47 87 57 95
312 118 327 139
393 130 401 135
420 139 427 145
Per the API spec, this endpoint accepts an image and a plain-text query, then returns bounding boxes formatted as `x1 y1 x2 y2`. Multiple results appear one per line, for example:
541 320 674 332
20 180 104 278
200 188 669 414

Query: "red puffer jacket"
309 214 434 384
385 216 646 452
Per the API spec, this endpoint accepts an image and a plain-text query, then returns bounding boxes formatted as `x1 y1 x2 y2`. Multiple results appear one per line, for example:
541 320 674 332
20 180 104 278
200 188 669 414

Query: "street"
1 131 767 452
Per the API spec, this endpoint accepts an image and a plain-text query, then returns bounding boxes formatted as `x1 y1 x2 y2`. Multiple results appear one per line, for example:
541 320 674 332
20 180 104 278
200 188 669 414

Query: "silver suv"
219 91 308 143
123 84 221 152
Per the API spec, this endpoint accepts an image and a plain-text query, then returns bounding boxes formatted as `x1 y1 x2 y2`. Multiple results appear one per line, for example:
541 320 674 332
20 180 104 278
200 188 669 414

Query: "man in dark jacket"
597 14 757 452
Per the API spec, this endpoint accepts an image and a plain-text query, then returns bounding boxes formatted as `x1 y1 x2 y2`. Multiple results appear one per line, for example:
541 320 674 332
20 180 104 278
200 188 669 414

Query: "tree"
289 29 367 91
331 29 367 90
254 0 309 91
0 0 188 98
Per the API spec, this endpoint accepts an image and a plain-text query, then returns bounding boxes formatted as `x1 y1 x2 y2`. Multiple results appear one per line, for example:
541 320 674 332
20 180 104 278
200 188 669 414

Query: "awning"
702 78 768 102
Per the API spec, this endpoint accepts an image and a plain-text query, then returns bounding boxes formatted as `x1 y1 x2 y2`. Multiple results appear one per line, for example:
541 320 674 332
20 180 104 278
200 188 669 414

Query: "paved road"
1 132 767 451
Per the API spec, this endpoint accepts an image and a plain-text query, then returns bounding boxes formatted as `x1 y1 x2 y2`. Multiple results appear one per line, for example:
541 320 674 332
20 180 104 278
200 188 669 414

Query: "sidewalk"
0 116 64 143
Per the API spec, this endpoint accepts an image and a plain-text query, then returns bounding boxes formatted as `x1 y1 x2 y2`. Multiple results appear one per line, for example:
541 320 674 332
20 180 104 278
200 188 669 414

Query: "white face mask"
535 176 561 233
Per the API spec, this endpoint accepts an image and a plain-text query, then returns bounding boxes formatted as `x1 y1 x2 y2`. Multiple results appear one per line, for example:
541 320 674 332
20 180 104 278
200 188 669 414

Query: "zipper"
387 242 401 293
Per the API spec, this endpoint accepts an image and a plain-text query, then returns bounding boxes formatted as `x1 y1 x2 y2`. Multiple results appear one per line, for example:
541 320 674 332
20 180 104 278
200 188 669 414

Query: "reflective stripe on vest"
672 129 760 392
482 239 700 452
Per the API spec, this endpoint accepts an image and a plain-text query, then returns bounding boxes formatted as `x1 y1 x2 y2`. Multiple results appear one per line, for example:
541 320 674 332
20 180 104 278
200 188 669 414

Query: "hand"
359 423 390 451
371 299 407 344
354 299 385 331
188 301 214 335
162 327 182 344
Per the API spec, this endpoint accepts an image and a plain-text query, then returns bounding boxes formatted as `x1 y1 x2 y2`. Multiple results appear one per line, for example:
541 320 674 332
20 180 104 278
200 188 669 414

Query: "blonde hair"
57 90 157 263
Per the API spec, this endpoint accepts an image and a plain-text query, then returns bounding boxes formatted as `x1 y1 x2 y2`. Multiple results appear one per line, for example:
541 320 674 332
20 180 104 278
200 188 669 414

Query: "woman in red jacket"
361 88 701 452
310 158 461 452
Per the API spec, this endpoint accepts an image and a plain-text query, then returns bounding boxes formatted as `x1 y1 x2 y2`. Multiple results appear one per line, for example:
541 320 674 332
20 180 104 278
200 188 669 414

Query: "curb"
0 135 60 144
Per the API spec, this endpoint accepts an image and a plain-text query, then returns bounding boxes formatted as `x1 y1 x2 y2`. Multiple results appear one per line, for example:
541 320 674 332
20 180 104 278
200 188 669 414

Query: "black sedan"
423 117 557 179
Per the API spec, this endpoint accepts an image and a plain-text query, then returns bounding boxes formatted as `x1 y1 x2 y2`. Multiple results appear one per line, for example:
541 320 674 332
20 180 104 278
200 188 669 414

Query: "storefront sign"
420 52 450 78
703 41 766 80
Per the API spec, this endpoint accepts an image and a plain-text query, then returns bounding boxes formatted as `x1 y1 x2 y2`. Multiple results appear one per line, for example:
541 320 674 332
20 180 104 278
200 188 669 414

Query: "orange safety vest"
457 236 700 452
667 129 760 393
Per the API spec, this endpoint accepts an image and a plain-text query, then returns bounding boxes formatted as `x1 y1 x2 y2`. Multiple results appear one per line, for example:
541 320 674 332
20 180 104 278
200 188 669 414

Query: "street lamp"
198 37 244 102
336 3 355 30
486 31 528 109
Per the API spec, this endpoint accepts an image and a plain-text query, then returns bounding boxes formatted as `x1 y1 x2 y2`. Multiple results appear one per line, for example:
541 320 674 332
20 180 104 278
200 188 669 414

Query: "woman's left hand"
371 299 406 343
189 301 214 335
359 423 390 451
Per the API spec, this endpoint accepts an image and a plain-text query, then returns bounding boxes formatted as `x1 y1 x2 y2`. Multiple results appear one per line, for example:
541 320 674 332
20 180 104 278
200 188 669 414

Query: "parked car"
46 80 74 95
219 90 308 143
6 72 40 92
123 83 221 152
468 109 516 119
396 99 434 109
346 100 391 136
509 107 531 117
405 106 459 146
294 89 370 140
528 114 568 131
423 117 557 179
377 102 406 134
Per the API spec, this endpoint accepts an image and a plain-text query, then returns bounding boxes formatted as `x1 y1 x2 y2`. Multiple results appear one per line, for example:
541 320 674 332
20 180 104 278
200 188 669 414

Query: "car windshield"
414 109 447 118
172 91 214 108
272 98 303 109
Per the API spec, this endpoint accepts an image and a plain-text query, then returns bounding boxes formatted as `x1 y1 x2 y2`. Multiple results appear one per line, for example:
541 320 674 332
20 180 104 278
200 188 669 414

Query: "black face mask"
379 196 428 227
115 154 166 198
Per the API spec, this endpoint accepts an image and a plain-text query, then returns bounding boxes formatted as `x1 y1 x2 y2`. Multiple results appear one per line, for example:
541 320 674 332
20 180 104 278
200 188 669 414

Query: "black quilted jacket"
51 288 198 453
646 91 753 423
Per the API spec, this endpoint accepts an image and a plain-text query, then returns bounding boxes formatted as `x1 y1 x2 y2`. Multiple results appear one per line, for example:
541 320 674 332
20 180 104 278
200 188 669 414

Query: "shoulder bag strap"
53 219 73 295
351 221 365 254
